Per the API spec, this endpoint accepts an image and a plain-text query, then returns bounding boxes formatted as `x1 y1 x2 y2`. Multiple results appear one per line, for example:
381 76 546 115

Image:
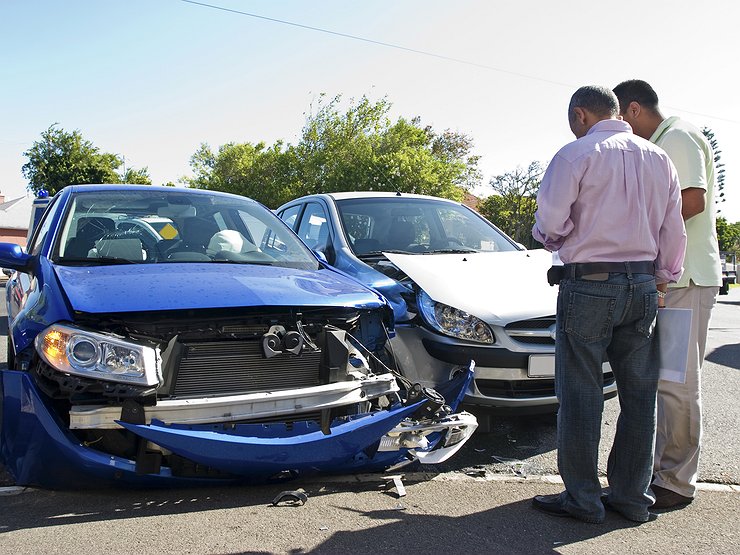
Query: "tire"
719 280 729 296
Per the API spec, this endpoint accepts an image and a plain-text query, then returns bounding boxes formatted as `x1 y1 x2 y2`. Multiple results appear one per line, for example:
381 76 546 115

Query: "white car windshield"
335 197 519 256
54 190 319 270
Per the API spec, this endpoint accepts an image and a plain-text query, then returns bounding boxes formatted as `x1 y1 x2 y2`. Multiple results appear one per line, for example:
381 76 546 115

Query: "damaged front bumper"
0 369 477 489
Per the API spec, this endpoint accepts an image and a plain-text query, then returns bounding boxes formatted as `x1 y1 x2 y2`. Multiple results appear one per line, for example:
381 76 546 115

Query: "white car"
277 192 617 412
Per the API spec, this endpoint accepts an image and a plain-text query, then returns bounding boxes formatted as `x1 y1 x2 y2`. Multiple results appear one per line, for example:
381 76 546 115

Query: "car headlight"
35 324 160 386
418 290 494 344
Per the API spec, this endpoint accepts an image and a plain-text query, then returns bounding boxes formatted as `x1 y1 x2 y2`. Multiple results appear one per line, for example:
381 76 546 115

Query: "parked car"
1 185 476 489
720 251 736 295
277 192 617 412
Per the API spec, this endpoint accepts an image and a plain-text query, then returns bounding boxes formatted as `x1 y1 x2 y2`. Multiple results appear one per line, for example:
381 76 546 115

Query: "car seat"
385 220 416 251
65 217 115 258
174 217 220 254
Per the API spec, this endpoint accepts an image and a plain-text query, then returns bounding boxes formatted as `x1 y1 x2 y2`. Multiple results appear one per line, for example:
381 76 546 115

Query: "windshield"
335 197 519 256
54 189 319 270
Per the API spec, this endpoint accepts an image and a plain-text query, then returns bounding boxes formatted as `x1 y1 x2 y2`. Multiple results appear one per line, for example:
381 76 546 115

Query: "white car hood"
385 249 558 325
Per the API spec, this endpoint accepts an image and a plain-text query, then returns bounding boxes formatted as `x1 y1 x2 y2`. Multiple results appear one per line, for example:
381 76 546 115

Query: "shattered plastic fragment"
386 475 407 497
271 490 308 506
492 456 530 477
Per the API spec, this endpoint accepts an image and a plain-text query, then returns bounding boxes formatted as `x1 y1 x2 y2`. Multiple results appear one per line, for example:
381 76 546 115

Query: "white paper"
657 308 693 383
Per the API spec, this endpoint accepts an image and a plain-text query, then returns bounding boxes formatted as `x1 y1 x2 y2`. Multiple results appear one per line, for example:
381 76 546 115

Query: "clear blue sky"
2 0 739 221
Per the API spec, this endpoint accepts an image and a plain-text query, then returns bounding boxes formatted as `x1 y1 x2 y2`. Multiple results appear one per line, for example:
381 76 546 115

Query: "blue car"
0 185 476 489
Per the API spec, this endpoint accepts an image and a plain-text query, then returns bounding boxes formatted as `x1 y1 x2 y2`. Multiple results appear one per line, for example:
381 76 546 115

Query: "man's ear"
572 106 587 125
628 101 642 118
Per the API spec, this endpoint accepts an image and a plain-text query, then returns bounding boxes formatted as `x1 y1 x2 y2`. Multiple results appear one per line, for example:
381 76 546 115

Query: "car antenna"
366 161 403 196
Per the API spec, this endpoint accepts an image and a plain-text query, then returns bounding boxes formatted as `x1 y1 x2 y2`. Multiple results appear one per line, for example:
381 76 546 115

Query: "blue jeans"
555 271 659 522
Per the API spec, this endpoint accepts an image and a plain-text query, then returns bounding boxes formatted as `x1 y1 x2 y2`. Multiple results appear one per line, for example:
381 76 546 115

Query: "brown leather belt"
563 261 655 278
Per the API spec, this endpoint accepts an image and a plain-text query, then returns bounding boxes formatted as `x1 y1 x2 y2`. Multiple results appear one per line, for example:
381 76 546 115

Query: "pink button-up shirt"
532 119 686 284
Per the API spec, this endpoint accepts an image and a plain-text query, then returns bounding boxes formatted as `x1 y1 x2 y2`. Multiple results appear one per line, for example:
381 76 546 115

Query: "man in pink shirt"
531 85 686 524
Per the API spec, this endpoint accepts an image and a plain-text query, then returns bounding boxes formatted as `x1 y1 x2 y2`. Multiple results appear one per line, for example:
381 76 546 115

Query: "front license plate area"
528 355 555 378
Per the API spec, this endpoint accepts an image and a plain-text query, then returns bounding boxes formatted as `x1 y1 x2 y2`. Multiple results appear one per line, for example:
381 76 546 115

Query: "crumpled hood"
54 263 386 314
384 249 557 325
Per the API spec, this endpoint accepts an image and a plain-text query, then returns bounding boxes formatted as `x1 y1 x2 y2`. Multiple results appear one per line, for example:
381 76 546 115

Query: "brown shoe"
651 485 693 510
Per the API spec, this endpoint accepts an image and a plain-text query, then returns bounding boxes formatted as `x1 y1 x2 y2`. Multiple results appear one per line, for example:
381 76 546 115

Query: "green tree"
716 216 740 254
120 167 152 185
185 95 481 208
22 125 121 195
478 161 544 248
22 124 150 194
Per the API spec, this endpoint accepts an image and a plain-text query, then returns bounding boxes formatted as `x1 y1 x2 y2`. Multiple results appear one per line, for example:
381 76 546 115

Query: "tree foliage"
185 95 481 208
478 161 545 248
716 216 740 254
22 124 151 194
120 167 152 185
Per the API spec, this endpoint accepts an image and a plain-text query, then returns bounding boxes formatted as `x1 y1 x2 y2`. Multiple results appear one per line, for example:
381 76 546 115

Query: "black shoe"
532 494 603 524
533 494 570 517
651 485 693 510
601 494 658 523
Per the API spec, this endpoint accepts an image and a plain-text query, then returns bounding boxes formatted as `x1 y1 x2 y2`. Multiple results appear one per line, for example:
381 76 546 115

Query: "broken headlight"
418 290 494 344
35 324 160 386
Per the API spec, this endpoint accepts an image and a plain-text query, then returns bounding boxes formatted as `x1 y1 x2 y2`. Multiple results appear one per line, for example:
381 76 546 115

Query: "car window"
335 197 518 254
28 196 59 256
279 204 302 231
53 190 319 270
296 203 331 252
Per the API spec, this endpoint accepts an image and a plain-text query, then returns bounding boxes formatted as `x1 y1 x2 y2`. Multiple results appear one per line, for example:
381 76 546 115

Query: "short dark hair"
612 79 660 114
568 85 619 120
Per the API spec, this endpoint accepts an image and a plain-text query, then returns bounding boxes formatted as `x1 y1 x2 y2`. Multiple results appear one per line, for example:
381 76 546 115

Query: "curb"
2 472 738 496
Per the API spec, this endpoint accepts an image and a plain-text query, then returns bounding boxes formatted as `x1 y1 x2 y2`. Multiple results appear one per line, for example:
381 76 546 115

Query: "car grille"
505 317 556 347
476 372 615 399
172 340 322 398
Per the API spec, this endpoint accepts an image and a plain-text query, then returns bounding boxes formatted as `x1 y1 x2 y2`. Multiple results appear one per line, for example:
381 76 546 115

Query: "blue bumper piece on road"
117 402 424 475
0 370 447 489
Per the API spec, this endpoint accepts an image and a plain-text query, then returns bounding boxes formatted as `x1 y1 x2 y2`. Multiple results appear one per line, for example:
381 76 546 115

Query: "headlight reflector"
418 290 494 344
69 336 99 367
35 324 159 386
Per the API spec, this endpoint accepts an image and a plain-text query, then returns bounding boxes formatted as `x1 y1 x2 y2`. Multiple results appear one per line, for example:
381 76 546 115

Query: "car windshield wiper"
357 249 413 258
211 259 277 266
89 256 146 265
57 256 145 265
425 248 478 254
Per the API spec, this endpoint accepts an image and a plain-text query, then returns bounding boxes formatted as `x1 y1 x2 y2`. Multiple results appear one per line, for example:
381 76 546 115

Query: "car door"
292 202 335 265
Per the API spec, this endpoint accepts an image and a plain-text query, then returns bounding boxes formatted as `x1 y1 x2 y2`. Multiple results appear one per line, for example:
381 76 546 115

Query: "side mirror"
313 249 328 264
0 243 32 274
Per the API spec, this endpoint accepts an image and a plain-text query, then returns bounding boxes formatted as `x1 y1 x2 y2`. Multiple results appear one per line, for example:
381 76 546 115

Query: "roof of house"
0 194 34 230
462 191 481 211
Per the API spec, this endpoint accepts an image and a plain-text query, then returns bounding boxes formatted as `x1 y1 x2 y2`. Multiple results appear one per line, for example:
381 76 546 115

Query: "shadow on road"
706 343 740 370
0 481 641 554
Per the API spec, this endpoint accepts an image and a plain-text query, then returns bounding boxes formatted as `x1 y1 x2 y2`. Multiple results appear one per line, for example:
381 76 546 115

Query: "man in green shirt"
614 80 722 510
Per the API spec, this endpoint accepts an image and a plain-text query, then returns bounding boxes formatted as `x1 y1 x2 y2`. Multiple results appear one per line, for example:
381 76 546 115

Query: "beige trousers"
653 283 718 498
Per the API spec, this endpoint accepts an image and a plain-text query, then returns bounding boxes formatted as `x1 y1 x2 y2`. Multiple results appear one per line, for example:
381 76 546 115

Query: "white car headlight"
418 290 494 344
35 324 160 386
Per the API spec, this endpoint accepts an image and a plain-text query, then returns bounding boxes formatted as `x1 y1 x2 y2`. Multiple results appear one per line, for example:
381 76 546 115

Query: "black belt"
563 261 655 278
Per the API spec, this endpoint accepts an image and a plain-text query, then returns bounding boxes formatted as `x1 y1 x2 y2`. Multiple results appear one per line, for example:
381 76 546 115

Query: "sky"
2 0 739 221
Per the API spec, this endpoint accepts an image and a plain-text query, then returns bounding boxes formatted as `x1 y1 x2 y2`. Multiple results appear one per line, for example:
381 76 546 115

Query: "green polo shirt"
650 116 722 288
